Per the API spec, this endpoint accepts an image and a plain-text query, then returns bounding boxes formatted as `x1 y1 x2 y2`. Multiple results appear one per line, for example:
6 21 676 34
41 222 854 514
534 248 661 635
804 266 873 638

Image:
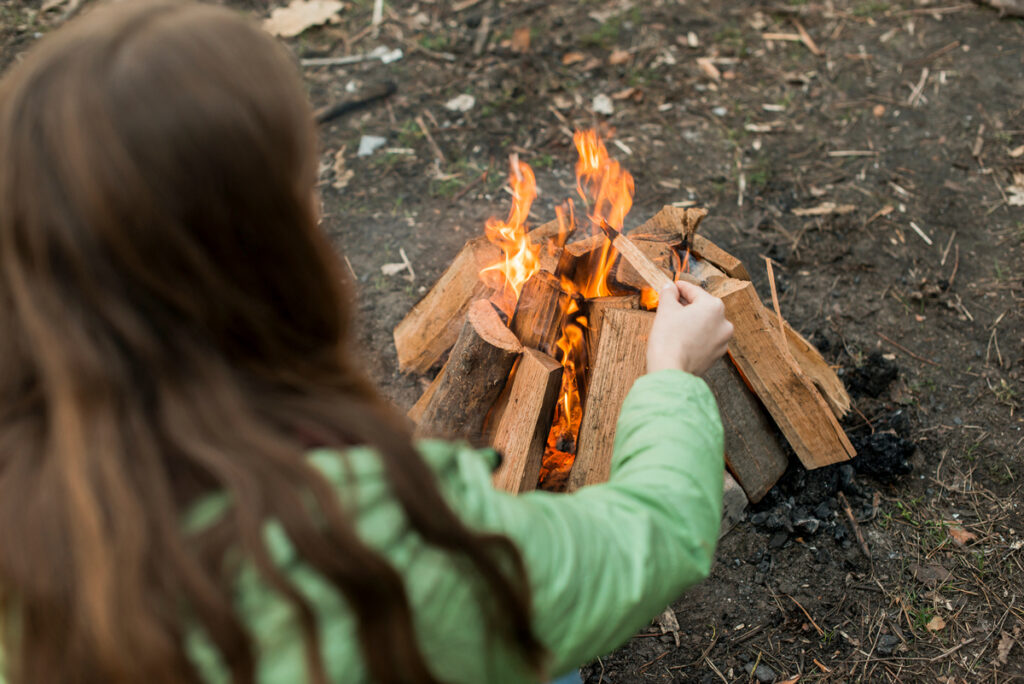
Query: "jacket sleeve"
444 368 724 676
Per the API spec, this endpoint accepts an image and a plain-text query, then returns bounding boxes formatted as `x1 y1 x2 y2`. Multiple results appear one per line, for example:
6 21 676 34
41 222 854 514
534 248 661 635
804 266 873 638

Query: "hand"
647 280 734 376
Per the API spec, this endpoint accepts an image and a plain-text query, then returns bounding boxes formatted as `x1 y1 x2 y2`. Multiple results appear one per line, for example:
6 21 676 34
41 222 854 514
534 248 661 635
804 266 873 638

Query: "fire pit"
395 130 855 515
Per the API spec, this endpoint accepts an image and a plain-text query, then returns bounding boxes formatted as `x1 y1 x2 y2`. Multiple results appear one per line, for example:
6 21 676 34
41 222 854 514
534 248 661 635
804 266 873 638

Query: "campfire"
396 130 855 513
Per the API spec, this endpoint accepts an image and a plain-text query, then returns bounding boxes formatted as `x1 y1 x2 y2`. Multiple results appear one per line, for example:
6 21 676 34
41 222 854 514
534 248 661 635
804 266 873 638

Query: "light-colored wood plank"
690 234 751 281
492 349 563 493
708 278 855 469
567 309 655 490
510 271 569 356
584 294 640 365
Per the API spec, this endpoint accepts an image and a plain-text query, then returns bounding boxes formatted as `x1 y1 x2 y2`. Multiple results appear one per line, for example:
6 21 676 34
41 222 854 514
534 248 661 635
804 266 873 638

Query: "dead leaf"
1009 144 1024 158
910 562 952 588
792 202 856 216
779 678 801 684
1009 172 1024 207
948 525 978 547
561 51 585 66
996 628 1018 665
611 86 638 100
926 615 946 632
511 26 531 53
331 147 353 190
380 262 407 276
263 0 343 37
656 607 681 646
609 48 631 65
696 57 721 81
552 94 573 110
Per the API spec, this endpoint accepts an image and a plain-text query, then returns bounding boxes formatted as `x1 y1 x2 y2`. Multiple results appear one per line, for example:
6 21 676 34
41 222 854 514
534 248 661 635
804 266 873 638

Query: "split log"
607 231 674 292
720 471 749 538
394 236 493 374
394 220 561 374
491 349 563 493
510 271 569 356
779 322 851 419
613 238 675 291
689 234 751 281
414 300 522 442
708 278 855 469
567 309 655 491
703 359 788 503
583 294 640 365
632 205 709 244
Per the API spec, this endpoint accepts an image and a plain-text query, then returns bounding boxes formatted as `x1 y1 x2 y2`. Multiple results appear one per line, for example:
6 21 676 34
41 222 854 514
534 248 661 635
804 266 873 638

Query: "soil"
3 0 1023 681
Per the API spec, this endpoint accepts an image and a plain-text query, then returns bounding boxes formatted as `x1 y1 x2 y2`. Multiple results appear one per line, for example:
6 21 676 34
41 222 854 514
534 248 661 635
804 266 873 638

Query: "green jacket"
3 369 725 683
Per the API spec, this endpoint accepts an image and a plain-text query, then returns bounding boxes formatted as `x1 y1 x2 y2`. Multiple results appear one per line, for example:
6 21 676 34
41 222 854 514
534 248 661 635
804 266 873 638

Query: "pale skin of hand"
647 280 734 376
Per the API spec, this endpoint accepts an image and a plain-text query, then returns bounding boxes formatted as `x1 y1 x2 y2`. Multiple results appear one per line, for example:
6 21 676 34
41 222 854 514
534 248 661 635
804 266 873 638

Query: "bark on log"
414 300 522 442
491 349 563 493
510 271 569 356
394 220 561 375
708 278 855 469
703 359 788 503
584 294 640 366
567 309 655 490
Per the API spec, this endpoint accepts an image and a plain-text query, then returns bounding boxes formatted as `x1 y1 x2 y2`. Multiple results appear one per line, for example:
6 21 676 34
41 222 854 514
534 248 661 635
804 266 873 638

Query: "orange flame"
479 157 541 316
540 130 639 489
573 130 635 298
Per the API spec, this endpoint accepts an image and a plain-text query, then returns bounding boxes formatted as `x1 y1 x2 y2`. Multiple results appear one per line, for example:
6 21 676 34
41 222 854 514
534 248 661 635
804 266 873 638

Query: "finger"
674 279 707 305
656 283 683 310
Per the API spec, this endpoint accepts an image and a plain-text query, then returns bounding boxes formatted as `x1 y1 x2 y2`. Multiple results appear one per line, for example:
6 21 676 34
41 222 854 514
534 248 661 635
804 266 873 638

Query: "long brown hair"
0 2 542 682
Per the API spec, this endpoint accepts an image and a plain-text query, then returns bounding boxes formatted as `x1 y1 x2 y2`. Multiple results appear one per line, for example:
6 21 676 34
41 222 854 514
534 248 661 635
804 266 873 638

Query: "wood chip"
792 202 856 216
510 26 531 53
1010 144 1024 158
763 32 803 42
697 57 721 81
926 615 947 632
656 607 682 646
562 51 585 65
996 629 1018 666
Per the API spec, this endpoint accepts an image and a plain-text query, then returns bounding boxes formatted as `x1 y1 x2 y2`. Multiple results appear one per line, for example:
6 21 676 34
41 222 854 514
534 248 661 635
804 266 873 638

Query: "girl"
0 2 732 683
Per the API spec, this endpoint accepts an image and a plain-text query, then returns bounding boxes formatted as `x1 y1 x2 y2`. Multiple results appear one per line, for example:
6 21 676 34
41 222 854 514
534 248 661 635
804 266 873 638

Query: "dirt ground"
3 0 1023 681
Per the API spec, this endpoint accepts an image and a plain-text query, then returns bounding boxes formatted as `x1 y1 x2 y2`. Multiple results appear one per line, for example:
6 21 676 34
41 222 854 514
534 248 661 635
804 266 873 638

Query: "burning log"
509 271 570 356
708 278 855 469
394 220 560 374
703 359 788 503
602 225 674 292
414 299 522 442
567 308 655 491
583 294 640 364
491 348 563 493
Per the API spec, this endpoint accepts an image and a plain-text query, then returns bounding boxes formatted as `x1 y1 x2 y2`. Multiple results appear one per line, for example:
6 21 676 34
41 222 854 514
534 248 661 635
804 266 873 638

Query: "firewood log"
708 278 855 469
703 359 788 503
510 271 569 356
689 234 751 281
567 309 655 491
394 220 561 374
491 349 563 493
583 294 640 365
414 300 522 442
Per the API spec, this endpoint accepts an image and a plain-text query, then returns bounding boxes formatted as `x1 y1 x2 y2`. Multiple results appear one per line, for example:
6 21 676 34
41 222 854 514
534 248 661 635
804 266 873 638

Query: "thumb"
675 279 706 305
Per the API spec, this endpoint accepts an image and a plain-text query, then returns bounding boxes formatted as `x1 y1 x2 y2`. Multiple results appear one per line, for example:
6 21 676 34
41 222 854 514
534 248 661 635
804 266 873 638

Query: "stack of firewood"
395 205 855 527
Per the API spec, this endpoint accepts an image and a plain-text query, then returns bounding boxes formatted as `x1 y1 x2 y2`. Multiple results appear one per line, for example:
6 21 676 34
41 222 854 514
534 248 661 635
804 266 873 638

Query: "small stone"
357 135 387 157
444 94 476 112
814 501 833 520
592 94 614 115
712 106 727 116
769 531 788 549
794 517 821 535
876 634 901 656
750 511 769 526
744 661 777 683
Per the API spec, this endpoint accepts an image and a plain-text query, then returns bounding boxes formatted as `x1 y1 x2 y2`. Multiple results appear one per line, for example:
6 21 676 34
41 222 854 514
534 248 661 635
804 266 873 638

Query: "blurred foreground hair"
0 2 541 682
